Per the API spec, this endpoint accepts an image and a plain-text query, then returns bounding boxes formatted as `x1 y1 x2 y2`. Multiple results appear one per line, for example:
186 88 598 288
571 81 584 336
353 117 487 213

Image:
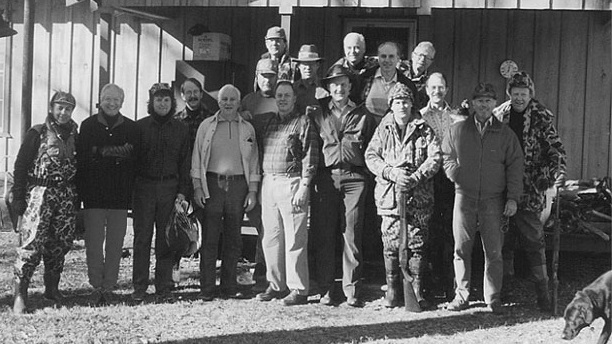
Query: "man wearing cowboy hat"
493 71 567 313
261 26 294 82
293 44 329 114
308 65 377 307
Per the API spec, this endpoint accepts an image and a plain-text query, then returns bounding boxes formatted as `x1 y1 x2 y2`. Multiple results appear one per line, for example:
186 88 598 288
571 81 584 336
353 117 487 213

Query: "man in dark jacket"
131 83 190 302
442 83 524 314
309 65 377 307
77 83 137 305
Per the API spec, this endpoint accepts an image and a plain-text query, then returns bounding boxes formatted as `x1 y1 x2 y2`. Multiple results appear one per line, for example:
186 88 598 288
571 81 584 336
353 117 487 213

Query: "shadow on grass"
158 310 539 344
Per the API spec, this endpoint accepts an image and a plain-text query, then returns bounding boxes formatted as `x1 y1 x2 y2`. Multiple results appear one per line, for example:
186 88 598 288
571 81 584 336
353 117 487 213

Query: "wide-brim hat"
472 82 497 100
265 26 286 40
293 44 324 62
322 65 353 90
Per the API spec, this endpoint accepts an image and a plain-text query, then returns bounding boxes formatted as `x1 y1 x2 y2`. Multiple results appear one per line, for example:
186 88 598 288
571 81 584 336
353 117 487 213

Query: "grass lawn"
0 225 610 344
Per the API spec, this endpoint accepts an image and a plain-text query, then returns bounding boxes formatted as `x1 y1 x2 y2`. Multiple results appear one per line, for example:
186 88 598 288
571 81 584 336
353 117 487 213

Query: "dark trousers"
132 178 178 294
429 170 456 289
200 177 247 293
309 170 366 298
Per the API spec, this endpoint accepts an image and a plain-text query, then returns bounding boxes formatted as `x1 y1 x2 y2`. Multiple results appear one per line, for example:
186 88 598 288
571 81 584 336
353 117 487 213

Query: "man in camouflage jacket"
493 71 567 312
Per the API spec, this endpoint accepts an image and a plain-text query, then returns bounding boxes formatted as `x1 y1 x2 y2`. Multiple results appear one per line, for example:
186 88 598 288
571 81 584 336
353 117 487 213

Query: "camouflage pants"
380 209 430 260
14 185 77 283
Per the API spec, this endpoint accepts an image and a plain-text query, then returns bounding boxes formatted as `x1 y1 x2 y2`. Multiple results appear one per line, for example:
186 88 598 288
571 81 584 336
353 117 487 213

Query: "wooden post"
279 1 293 47
21 0 34 142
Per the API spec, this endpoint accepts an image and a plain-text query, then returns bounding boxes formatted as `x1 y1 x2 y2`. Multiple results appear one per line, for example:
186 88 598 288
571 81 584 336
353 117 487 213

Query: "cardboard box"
193 33 231 61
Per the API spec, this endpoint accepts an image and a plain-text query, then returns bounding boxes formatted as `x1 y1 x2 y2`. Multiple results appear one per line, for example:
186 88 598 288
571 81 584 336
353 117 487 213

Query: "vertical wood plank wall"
2 4 610 180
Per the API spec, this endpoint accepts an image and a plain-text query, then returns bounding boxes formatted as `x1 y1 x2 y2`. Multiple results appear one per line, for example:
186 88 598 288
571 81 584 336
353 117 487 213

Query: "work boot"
13 276 29 314
43 271 64 304
532 264 552 313
383 254 400 308
409 257 432 310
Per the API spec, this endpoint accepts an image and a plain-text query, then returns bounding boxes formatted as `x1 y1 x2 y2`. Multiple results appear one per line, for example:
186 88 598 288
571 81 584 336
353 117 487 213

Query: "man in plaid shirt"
252 80 318 306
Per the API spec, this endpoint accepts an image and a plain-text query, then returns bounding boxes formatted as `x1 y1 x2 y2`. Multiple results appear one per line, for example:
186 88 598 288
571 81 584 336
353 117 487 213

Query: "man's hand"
243 191 257 212
291 184 309 213
390 168 417 192
193 188 206 209
503 199 518 217
554 173 566 189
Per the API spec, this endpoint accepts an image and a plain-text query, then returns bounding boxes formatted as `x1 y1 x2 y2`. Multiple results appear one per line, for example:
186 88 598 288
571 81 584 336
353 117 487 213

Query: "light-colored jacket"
191 111 261 199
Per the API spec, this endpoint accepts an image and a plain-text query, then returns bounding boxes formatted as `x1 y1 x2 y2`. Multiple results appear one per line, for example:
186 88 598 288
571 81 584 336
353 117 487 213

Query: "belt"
206 172 245 181
28 176 74 187
265 172 301 178
327 165 365 175
141 174 177 182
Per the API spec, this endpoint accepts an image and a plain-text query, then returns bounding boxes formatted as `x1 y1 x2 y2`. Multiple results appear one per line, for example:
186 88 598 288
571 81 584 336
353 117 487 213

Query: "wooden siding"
1 4 610 181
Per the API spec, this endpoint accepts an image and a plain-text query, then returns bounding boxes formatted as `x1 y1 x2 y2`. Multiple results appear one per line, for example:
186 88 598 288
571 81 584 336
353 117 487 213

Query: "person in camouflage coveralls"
493 71 567 312
10 91 79 314
365 83 441 310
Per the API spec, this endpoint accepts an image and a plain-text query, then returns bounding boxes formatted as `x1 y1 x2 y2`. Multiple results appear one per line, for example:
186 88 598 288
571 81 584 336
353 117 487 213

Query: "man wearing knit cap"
493 71 567 313
261 26 294 82
293 44 329 113
365 83 441 311
332 32 378 103
308 65 377 307
442 83 524 314
131 83 190 303
242 58 279 118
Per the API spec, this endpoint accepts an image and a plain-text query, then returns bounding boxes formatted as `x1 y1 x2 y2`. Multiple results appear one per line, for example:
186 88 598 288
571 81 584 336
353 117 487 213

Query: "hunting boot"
13 276 29 314
383 254 400 308
43 271 64 304
409 257 432 310
532 264 552 312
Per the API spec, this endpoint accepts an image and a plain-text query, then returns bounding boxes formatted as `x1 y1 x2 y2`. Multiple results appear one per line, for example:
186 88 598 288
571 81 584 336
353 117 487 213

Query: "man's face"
411 46 434 75
472 97 496 120
181 81 202 110
275 84 296 114
218 88 240 114
265 37 287 57
344 36 365 65
298 61 319 81
425 75 448 106
100 88 123 116
257 73 277 95
328 76 351 103
153 95 172 116
378 44 400 75
390 98 412 122
50 103 75 124
509 87 532 113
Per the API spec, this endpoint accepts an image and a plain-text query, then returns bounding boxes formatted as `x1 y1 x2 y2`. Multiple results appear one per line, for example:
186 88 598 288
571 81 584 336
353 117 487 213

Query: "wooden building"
0 0 610 181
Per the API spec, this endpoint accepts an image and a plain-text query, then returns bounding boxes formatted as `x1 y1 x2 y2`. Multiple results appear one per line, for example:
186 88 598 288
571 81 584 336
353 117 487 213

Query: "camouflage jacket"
494 99 567 213
365 112 441 216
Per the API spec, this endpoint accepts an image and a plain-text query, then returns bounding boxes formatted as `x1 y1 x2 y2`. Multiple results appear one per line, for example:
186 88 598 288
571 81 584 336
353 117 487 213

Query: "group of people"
10 25 567 316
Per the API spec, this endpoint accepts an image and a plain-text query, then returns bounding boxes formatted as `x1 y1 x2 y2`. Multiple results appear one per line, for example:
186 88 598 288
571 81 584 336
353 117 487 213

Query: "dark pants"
132 178 178 294
309 170 366 298
200 176 248 293
502 209 547 273
429 170 456 290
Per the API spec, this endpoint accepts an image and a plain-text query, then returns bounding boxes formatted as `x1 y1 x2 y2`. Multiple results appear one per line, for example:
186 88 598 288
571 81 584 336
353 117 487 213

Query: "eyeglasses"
413 52 433 62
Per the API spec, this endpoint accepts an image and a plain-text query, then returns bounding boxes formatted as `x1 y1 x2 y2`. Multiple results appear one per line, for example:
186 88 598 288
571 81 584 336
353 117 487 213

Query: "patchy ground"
0 227 609 344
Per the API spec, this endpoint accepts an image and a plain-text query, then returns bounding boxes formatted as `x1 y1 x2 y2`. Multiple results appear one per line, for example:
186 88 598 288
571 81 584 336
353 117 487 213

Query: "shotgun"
552 179 561 316
399 190 421 312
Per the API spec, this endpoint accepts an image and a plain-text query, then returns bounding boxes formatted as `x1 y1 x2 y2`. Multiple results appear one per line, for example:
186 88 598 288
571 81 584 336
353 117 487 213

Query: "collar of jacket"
97 112 125 129
466 113 503 132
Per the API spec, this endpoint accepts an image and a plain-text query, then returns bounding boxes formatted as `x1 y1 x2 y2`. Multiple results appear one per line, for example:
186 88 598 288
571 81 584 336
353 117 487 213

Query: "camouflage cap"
507 71 535 96
387 82 414 106
50 91 76 107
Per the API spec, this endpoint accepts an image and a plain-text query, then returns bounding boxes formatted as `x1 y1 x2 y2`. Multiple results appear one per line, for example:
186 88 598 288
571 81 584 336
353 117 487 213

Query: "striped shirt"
260 110 318 178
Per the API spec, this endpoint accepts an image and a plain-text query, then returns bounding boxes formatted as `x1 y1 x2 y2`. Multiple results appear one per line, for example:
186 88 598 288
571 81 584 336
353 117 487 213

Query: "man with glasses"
399 41 436 108
261 26 294 82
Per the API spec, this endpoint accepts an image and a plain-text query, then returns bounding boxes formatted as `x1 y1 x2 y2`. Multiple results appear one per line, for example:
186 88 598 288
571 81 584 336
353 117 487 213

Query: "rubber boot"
13 276 29 314
383 254 400 308
532 264 552 312
409 257 432 310
43 271 64 304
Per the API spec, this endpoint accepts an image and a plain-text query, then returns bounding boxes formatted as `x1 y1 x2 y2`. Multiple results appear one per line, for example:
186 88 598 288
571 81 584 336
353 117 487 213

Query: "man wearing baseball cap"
308 65 376 307
11 91 80 314
442 83 524 314
261 26 294 82
242 58 279 118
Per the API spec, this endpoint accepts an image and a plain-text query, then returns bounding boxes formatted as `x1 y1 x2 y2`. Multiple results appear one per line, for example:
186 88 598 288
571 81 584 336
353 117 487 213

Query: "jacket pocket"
375 180 396 210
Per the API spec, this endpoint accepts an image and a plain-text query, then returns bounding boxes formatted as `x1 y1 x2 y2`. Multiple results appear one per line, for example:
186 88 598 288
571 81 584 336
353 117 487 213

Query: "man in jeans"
442 83 523 314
